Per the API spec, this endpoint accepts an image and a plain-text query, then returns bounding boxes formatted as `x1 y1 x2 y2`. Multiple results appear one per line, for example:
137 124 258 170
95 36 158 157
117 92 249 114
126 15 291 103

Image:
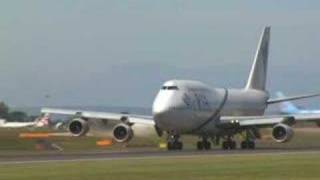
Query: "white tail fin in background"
35 113 50 127
245 26 271 91
276 92 299 114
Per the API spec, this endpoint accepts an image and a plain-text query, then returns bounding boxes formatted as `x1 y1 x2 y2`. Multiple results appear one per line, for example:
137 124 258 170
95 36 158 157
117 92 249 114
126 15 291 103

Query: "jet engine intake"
68 118 89 136
272 123 294 143
112 123 133 143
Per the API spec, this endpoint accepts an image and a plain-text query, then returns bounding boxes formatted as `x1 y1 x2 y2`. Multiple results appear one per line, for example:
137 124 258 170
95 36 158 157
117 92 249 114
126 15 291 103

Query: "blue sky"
1 1 320 107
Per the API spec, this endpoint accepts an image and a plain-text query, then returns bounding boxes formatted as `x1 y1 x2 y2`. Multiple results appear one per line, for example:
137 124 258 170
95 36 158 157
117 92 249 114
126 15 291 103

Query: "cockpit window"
161 86 179 90
167 86 178 90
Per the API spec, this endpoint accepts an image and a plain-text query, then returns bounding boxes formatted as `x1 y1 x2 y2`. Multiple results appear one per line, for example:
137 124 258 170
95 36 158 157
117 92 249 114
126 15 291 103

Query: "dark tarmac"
1 147 320 164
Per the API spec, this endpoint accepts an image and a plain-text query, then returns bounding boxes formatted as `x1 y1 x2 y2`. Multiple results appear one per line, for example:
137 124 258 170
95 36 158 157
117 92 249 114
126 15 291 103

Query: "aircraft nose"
152 103 170 118
152 104 172 130
152 88 182 129
152 95 173 128
152 90 173 117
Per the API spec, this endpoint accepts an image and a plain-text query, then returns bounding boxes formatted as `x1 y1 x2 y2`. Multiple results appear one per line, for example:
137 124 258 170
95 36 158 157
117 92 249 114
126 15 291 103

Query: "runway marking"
1 150 320 165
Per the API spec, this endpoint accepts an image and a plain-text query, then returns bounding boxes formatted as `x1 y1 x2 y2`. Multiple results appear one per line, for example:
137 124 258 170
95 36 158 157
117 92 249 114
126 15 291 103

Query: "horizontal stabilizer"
268 93 320 104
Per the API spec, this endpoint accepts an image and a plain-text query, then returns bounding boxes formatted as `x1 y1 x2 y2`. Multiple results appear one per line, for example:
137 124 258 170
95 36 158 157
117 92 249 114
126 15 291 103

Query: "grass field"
0 128 102 152
1 127 320 179
2 126 320 154
1 152 320 180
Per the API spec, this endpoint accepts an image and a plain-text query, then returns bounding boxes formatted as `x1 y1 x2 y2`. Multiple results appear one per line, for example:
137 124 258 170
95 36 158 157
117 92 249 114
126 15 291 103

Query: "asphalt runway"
1 147 320 164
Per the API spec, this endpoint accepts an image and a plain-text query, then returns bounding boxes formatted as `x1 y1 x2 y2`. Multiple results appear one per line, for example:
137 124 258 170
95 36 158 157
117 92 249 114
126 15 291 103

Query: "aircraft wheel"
176 141 183 150
167 141 183 150
204 141 211 150
241 141 255 149
167 142 174 150
222 141 236 150
248 141 255 149
197 140 211 150
241 141 248 149
197 141 204 150
167 134 182 150
222 141 229 150
230 141 236 149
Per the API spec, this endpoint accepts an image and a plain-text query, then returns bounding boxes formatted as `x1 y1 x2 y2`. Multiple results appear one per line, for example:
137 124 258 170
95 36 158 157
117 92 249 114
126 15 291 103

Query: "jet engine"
68 118 89 136
272 123 294 143
112 123 133 143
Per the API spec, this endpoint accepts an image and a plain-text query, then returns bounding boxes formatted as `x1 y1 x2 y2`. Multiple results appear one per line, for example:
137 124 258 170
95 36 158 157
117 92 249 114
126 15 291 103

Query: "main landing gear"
222 137 236 150
221 139 255 150
240 140 255 149
167 135 183 150
197 137 211 150
240 130 255 149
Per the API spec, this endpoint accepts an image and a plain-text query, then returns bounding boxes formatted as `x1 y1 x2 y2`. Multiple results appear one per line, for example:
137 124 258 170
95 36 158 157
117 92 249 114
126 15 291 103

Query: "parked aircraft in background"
0 114 49 128
41 27 320 151
277 92 320 115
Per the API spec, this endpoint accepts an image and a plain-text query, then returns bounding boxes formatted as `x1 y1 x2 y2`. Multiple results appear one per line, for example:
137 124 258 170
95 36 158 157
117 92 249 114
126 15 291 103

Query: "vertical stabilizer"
245 27 271 91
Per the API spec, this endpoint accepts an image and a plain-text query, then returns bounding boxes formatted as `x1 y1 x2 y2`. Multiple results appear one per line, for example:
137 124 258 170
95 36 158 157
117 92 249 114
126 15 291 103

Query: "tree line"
0 102 33 122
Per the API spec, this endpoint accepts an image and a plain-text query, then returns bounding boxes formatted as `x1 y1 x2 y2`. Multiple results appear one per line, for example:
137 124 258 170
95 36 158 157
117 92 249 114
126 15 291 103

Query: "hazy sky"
1 1 320 107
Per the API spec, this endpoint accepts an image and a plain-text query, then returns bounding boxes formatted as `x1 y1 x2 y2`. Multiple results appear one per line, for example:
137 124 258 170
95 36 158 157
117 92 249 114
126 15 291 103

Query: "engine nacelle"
112 123 134 143
272 123 294 143
68 118 89 137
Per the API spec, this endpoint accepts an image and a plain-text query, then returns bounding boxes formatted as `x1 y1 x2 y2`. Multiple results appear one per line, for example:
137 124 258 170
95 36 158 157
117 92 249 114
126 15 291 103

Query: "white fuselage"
0 119 36 128
152 80 269 135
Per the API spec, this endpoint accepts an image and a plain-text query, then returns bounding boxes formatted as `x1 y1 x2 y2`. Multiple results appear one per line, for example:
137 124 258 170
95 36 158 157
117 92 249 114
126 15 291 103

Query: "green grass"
2 127 320 154
0 128 102 152
1 153 320 180
2 127 320 179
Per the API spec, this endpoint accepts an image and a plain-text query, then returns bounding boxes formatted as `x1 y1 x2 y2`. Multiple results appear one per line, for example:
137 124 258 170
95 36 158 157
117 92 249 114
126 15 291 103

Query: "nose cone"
153 103 170 120
152 103 172 130
152 90 175 129
152 96 170 115
152 94 171 119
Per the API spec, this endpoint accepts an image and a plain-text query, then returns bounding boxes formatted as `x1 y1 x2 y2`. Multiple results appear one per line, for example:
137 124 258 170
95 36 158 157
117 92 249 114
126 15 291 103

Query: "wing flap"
239 117 285 126
221 116 286 127
292 114 320 122
221 113 320 128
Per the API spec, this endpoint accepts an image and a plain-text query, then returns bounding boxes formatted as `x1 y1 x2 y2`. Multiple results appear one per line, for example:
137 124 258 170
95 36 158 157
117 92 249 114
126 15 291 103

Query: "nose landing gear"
167 135 183 150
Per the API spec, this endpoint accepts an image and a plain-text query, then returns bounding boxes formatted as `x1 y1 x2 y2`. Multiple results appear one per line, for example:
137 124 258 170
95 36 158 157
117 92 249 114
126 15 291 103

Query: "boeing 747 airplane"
41 27 320 150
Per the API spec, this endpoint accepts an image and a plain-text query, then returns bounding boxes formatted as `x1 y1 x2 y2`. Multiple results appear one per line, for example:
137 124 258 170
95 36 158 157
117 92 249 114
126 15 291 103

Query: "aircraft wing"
220 116 288 127
221 114 320 127
41 108 155 125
